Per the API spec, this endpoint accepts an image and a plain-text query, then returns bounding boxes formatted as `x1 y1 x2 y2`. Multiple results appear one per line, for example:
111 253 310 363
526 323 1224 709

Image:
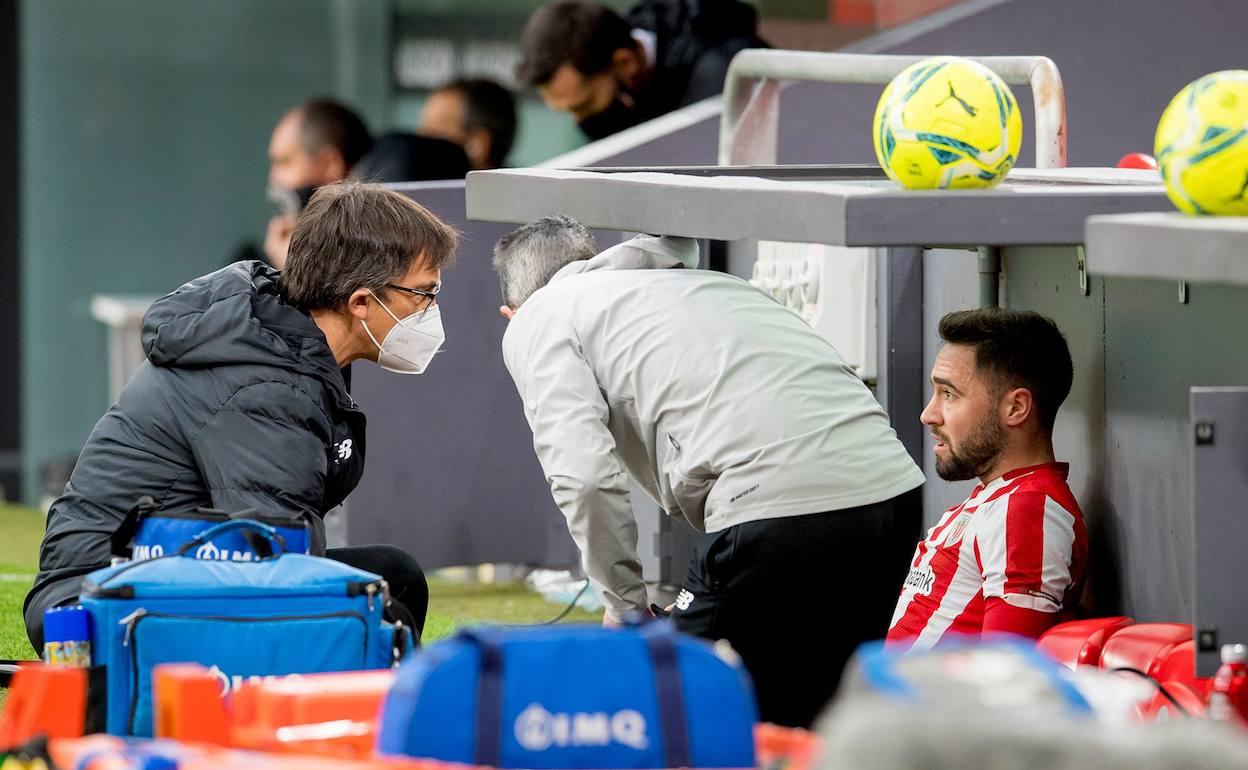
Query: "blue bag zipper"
120 608 370 735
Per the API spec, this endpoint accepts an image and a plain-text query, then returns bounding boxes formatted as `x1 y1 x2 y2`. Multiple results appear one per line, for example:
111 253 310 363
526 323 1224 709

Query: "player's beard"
934 409 1006 481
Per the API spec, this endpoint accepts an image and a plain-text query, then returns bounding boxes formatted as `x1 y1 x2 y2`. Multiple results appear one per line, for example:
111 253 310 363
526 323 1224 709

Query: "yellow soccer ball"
1155 70 1248 216
873 56 1023 189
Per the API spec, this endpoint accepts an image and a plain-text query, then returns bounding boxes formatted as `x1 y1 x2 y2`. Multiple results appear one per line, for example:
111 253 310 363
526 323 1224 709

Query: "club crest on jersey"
941 513 972 546
903 566 936 596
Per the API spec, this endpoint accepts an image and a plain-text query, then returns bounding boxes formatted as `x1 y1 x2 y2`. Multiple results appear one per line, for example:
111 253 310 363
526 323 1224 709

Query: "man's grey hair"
492 216 598 308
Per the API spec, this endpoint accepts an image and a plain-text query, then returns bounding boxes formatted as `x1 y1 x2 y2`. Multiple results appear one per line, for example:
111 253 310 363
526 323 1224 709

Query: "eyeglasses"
386 281 441 309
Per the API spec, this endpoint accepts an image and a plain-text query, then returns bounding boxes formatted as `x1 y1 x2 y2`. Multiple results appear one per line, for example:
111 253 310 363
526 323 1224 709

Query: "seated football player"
888 308 1087 650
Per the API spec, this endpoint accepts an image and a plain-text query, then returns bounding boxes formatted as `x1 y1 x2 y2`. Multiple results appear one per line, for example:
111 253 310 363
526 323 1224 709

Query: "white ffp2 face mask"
361 291 444 375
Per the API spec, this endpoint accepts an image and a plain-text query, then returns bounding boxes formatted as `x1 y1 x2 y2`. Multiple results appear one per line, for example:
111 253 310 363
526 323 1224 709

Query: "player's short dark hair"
282 181 458 313
938 308 1074 434
437 79 518 168
516 1 637 87
295 99 374 170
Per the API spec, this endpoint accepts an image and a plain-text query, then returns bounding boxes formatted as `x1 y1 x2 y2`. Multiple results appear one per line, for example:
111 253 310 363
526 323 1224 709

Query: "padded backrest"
1036 617 1134 670
1099 623 1193 679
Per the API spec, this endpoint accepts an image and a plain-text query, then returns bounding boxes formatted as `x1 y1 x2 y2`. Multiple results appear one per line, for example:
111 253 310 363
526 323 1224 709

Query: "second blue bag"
377 623 758 769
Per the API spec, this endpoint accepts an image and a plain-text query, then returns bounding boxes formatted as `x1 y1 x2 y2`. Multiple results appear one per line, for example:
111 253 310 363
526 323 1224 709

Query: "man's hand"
263 214 296 269
602 606 656 627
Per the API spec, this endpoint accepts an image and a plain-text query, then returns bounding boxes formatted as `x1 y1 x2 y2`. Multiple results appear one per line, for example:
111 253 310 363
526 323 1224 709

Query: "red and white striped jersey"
887 462 1087 651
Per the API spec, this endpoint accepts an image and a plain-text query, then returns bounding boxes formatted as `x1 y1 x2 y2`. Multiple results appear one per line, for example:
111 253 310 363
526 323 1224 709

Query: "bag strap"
642 623 692 769
461 624 692 768
176 519 287 558
465 630 505 767
109 496 158 557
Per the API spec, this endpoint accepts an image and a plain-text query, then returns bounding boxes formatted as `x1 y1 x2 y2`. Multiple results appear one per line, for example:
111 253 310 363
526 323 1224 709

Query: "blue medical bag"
377 623 758 769
80 519 411 737
113 498 311 561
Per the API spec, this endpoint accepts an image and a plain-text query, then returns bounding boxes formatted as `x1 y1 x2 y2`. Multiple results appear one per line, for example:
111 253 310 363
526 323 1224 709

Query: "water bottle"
1209 643 1248 723
43 605 92 668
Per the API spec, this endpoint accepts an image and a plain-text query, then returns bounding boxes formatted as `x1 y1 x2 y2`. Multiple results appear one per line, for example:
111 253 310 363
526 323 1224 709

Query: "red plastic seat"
1138 680 1208 720
1036 616 1134 670
1098 622 1193 680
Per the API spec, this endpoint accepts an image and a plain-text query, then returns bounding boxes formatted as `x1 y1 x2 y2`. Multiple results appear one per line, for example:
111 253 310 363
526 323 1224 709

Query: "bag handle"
459 622 691 768
176 519 287 558
109 496 158 557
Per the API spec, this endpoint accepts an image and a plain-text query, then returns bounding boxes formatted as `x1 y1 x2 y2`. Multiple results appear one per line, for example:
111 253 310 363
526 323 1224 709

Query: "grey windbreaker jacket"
502 235 925 617
25 262 365 644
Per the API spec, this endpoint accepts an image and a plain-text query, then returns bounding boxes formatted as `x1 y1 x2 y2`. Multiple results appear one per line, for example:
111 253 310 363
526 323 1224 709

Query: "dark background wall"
18 1 390 503
0 0 18 500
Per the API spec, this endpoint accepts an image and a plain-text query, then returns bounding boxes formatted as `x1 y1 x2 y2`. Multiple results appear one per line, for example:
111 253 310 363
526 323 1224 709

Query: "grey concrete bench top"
1086 211 1248 287
466 165 1168 248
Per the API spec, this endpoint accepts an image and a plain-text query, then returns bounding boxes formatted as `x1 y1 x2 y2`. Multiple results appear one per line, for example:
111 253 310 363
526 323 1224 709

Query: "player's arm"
978 489 1079 640
982 597 1060 637
503 309 646 620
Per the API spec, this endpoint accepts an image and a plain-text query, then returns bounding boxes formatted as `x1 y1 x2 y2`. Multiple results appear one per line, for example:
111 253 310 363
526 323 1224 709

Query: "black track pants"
671 488 921 727
326 544 429 636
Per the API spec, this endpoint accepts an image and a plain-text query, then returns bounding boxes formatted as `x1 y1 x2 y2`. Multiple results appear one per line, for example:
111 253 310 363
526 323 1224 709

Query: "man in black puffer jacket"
25 182 458 653
516 0 767 139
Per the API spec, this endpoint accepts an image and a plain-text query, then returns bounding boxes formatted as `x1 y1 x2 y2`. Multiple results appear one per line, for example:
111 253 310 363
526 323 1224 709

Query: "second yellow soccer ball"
1154 70 1248 216
873 56 1024 190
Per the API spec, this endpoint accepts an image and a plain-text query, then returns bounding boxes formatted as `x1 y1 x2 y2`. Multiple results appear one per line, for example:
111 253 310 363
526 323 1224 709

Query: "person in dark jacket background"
25 181 458 653
516 0 766 139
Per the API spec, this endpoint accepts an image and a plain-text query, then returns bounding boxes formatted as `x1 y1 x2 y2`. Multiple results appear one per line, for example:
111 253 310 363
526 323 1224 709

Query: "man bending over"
493 217 924 726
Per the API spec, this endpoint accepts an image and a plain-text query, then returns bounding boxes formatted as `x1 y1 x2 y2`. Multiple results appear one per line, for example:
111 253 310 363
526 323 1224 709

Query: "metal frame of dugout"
463 48 1248 679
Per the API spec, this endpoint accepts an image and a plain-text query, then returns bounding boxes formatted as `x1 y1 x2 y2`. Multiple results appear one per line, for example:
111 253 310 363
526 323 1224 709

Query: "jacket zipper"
122 609 369 735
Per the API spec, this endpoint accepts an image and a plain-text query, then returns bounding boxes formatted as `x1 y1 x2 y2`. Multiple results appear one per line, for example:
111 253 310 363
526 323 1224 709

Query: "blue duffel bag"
377 623 757 769
80 519 413 737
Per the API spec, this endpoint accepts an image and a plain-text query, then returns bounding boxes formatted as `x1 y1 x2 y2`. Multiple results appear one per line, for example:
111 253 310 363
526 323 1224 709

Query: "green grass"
424 578 599 640
0 504 43 661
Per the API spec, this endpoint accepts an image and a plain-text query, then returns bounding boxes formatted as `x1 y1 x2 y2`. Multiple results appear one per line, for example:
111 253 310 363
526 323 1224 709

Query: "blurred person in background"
263 99 373 267
516 0 766 140
417 78 518 170
25 182 457 654
351 132 470 184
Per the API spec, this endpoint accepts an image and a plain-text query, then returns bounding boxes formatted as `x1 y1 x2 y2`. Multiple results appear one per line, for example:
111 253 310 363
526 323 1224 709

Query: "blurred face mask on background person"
577 93 643 139
266 184 318 219
360 290 444 375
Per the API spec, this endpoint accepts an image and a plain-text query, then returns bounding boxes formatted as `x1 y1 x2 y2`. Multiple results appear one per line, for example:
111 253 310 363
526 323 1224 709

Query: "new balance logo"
514 703 648 752
335 439 353 461
674 589 695 611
